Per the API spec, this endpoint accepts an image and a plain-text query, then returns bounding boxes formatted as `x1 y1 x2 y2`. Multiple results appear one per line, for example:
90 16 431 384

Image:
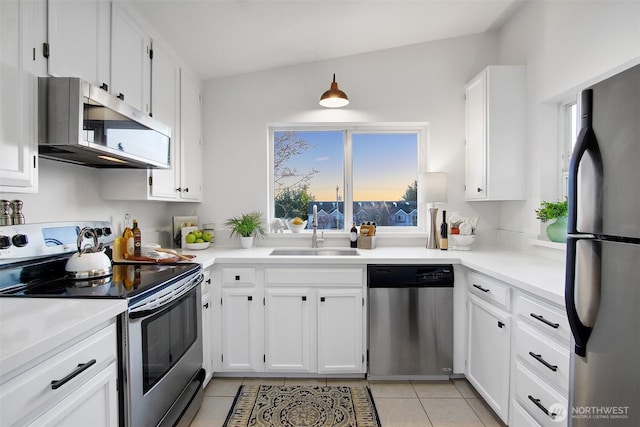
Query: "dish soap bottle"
133 219 142 257
440 210 448 251
350 223 358 248
123 214 134 259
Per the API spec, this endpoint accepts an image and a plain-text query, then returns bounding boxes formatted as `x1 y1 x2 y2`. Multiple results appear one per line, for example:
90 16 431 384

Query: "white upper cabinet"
179 68 203 201
100 38 203 202
0 0 41 193
465 65 526 201
110 2 150 113
147 40 181 199
47 0 111 89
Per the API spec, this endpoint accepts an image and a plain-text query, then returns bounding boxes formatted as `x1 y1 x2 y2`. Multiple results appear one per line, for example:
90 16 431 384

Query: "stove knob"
0 235 10 249
103 227 112 236
12 233 28 247
94 228 103 237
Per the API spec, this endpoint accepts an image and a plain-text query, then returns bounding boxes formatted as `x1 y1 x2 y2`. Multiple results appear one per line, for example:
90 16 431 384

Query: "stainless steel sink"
269 248 360 256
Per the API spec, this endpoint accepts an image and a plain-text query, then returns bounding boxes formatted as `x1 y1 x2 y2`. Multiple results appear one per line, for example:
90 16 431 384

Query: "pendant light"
319 74 349 108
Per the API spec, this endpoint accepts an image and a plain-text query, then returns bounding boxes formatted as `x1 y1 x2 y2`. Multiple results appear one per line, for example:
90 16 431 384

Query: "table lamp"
420 172 448 249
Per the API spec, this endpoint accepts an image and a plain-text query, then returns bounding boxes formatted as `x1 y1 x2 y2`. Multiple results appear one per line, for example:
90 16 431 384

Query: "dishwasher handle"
368 281 453 288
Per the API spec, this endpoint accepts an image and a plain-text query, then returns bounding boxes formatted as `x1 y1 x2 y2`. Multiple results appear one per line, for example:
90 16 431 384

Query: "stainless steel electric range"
0 221 205 427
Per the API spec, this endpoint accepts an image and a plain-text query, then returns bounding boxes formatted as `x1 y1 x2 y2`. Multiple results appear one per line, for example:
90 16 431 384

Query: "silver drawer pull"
473 284 490 293
530 313 560 329
528 351 558 371
51 359 96 390
528 395 557 419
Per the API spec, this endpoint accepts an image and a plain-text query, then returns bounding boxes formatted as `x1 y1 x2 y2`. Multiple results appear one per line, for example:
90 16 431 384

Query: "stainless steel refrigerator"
566 63 640 426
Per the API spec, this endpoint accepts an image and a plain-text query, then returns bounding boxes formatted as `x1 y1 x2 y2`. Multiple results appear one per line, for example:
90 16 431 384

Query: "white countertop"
0 298 126 379
0 245 565 378
181 245 567 305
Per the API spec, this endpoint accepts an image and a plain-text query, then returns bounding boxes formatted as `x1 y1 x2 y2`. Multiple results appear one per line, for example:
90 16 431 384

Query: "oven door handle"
129 273 203 319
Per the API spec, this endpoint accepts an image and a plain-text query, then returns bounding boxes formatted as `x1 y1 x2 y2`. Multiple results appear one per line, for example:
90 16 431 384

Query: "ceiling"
126 0 523 81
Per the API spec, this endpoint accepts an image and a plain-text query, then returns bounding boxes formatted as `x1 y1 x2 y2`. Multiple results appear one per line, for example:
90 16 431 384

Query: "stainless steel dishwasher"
368 264 454 379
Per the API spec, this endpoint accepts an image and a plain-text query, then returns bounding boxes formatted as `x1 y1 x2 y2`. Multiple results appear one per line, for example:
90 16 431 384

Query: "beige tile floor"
190 377 506 427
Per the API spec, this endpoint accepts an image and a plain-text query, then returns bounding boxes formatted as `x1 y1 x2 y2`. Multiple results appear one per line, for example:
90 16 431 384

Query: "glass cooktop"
0 258 200 300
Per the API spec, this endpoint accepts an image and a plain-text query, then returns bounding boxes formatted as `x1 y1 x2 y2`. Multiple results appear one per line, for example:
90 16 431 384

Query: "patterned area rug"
223 385 381 427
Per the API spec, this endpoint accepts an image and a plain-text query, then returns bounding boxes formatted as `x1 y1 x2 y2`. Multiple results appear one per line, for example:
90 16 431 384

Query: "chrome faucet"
311 205 323 248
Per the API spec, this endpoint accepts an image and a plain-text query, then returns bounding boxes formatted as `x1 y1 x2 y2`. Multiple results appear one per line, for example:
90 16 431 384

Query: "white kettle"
65 227 112 279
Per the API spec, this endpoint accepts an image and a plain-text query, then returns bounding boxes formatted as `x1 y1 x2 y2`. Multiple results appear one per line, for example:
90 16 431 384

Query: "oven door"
123 272 203 427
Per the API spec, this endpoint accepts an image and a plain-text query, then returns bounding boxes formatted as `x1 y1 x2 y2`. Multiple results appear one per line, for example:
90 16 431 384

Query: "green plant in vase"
224 211 267 248
535 199 568 243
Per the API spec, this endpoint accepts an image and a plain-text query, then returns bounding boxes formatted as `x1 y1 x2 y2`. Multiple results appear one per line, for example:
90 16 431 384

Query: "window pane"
352 133 418 227
273 130 344 229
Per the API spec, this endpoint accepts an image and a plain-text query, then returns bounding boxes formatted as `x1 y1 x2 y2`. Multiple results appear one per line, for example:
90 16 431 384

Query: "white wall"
496 0 640 242
0 159 193 246
201 32 502 247
5 1 637 250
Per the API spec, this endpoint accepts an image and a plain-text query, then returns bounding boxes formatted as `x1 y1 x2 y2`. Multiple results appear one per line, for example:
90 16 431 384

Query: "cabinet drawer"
223 268 256 284
468 271 510 310
265 268 363 286
0 323 117 426
511 399 542 427
515 362 568 427
517 294 570 343
515 322 570 393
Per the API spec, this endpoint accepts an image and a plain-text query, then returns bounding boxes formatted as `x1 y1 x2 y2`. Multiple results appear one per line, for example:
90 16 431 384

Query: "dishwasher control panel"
368 264 454 288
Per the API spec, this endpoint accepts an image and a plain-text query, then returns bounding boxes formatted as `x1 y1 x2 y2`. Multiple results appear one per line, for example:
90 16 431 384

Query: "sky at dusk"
275 131 417 201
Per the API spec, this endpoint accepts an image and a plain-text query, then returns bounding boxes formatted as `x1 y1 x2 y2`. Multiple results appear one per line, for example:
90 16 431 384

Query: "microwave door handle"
130 274 202 319
565 236 601 356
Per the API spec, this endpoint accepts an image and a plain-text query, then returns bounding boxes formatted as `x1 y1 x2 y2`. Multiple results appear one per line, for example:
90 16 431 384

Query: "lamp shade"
420 172 448 203
319 74 349 108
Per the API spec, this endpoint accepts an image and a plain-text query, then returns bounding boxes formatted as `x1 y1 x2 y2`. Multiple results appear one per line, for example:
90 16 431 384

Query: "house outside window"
269 124 428 232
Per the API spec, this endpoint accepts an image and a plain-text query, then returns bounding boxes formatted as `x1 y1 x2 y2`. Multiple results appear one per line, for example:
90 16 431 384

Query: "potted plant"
224 211 267 248
535 199 568 243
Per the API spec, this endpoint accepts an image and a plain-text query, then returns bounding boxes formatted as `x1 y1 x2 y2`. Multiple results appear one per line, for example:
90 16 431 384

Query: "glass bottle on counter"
440 210 448 251
133 219 142 257
350 223 358 248
123 214 134 258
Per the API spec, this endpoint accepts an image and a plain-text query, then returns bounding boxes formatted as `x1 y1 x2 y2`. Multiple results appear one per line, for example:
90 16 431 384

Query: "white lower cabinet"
317 288 363 373
221 286 263 372
30 362 118 427
511 292 570 426
514 362 568 427
265 288 314 372
0 321 118 426
214 265 365 375
467 293 511 423
465 268 570 427
201 268 214 386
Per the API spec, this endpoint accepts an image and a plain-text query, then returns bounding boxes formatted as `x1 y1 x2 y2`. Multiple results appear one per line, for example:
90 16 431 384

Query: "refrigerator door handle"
565 235 601 356
567 89 603 235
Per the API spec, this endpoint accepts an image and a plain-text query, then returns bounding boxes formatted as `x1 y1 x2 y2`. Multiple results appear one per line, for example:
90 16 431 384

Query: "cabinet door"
202 291 213 386
47 0 110 88
30 362 118 427
179 69 203 201
0 0 38 193
149 40 180 199
110 2 150 113
221 288 262 372
317 288 364 374
465 71 487 200
265 288 314 372
467 295 510 422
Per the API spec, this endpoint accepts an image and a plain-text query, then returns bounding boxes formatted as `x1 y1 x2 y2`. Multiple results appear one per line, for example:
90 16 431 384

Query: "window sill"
528 239 566 251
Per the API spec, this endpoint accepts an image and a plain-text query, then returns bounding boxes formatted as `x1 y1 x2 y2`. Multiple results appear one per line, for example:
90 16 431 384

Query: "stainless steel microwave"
38 77 171 169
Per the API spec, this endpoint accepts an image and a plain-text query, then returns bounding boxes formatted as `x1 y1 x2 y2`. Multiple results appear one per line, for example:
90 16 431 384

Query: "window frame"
268 122 430 233
559 98 579 199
